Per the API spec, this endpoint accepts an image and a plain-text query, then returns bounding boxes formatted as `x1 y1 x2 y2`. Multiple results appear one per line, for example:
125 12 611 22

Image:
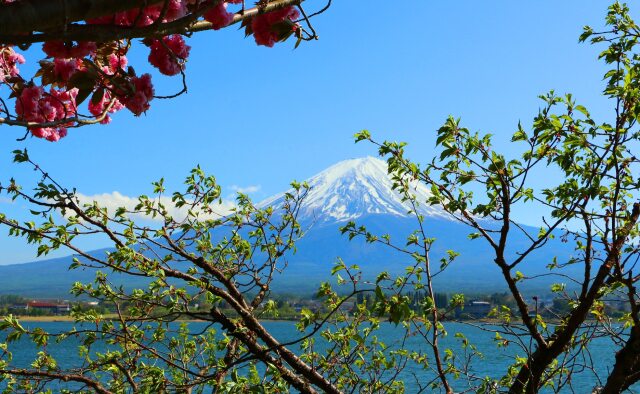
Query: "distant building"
10 300 71 315
456 300 492 319
291 300 322 313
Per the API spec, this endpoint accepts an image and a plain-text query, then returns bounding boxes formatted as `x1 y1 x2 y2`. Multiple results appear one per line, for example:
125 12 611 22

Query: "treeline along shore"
0 291 631 323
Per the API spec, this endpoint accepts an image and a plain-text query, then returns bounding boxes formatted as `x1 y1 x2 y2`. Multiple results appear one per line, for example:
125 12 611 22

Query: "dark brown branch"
0 0 304 45
0 0 165 35
0 369 113 394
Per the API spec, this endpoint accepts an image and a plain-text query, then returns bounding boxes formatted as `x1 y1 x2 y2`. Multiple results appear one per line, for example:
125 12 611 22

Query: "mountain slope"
0 157 580 297
260 157 451 224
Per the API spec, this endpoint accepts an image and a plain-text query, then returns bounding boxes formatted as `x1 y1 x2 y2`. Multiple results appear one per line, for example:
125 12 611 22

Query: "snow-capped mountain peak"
259 157 451 223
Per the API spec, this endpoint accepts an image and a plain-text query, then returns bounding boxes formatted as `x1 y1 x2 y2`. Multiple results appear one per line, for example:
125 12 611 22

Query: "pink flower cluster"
15 86 78 142
252 6 300 47
147 35 191 76
203 2 299 46
88 90 124 124
119 74 155 116
87 53 128 124
42 41 97 59
103 53 128 76
204 0 242 30
0 46 25 81
89 0 188 26
3 1 303 142
52 58 84 82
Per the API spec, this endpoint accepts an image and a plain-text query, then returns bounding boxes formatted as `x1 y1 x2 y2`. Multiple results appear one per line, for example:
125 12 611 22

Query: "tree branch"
0 0 165 35
0 0 304 45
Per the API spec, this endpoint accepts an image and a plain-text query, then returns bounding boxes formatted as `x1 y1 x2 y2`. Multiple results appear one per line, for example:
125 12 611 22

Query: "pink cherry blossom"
89 0 188 27
163 0 189 21
148 35 191 76
204 2 234 30
15 86 77 141
99 53 128 76
42 41 97 59
2 0 303 142
0 46 25 81
88 90 124 124
118 74 155 116
89 8 158 27
53 58 83 82
108 54 128 72
252 6 299 47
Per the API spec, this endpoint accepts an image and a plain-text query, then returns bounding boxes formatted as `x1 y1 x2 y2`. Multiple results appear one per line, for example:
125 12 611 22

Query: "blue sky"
0 1 623 263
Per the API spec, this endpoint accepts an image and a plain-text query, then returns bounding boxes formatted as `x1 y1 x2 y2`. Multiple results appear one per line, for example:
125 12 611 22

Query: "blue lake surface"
4 320 638 393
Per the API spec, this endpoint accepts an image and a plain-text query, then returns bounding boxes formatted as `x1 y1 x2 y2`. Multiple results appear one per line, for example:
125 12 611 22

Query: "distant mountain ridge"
0 157 580 297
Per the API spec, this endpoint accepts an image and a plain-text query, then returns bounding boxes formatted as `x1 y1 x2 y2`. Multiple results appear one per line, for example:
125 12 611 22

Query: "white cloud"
229 184 261 194
0 197 13 204
74 191 236 222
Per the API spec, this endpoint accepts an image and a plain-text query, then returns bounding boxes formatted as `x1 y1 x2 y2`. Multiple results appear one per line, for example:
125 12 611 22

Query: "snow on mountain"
259 157 452 223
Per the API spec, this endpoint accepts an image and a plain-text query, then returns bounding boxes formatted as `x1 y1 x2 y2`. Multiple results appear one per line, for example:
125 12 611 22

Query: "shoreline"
8 315 301 323
8 315 567 325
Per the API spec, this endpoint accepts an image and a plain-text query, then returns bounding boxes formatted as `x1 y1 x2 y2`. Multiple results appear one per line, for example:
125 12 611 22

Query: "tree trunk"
602 327 640 393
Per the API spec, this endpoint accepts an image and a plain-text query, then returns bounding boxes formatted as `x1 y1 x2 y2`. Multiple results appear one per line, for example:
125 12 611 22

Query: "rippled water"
4 321 637 393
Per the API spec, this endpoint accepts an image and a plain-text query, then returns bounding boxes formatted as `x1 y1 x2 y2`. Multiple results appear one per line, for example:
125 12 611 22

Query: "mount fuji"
0 157 577 297
262 157 574 294
259 157 451 224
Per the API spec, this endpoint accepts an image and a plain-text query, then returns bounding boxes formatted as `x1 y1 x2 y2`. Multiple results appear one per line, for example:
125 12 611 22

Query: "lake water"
4 320 637 393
